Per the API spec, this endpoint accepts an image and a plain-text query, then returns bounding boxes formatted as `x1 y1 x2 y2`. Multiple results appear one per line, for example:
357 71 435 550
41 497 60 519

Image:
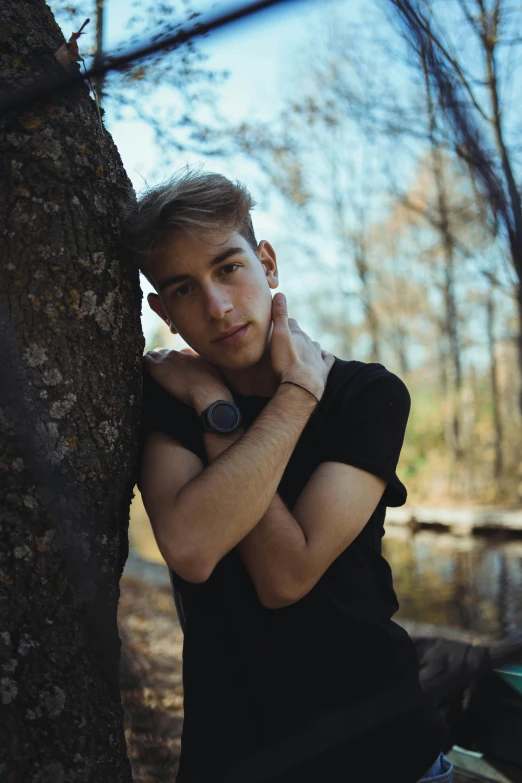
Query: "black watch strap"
200 400 241 434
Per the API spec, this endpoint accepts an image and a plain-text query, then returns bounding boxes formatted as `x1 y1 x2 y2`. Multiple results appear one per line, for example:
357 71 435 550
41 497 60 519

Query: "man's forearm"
162 384 316 579
204 431 309 606
236 494 309 608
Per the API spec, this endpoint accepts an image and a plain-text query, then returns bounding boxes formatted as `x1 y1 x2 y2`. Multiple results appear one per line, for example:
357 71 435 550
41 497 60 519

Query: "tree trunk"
421 53 462 461
482 11 522 418
392 325 410 377
94 0 106 107
516 283 522 417
0 2 143 780
355 251 381 364
486 293 503 481
442 248 462 459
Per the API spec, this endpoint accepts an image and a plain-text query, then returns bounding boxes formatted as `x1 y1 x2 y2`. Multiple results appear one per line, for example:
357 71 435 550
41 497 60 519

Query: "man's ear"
147 292 178 335
257 240 278 290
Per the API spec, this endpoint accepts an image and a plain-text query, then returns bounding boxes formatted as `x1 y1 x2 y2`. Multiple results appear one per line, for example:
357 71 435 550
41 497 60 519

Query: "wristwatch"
200 400 242 434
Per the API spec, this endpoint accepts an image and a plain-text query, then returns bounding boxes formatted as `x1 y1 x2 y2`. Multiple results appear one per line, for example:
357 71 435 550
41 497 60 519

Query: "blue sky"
52 0 423 337
98 0 355 344
50 0 519 370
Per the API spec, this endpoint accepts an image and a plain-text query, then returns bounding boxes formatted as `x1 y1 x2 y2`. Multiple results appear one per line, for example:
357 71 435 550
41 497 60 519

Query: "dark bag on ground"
412 635 522 769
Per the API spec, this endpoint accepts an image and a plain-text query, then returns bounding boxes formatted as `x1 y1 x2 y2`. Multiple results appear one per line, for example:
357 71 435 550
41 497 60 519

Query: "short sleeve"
322 367 411 507
137 371 206 491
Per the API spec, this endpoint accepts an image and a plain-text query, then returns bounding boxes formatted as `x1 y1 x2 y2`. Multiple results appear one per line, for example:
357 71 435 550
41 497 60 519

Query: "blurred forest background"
51 0 522 510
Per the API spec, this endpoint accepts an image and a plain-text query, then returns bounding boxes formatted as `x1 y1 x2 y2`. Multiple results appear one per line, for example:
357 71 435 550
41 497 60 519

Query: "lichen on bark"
0 1 144 780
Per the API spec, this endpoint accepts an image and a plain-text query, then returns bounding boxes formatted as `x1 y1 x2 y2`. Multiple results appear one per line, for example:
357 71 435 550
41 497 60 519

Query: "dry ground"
119 574 183 783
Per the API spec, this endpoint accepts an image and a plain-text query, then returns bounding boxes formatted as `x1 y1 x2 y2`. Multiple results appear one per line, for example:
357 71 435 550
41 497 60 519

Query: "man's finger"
143 353 156 372
272 293 289 325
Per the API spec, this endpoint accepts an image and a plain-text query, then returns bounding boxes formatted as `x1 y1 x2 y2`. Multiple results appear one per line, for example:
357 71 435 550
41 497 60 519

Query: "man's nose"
204 287 233 320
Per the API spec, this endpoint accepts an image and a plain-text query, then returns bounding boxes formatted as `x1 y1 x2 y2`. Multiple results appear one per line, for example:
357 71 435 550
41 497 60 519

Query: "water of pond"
383 529 522 640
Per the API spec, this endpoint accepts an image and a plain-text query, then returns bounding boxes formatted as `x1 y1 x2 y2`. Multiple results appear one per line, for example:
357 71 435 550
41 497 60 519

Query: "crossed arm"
204 424 386 608
140 382 387 609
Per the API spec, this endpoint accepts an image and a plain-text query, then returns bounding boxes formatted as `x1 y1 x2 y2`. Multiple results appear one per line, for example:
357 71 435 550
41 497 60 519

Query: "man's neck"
222 346 278 399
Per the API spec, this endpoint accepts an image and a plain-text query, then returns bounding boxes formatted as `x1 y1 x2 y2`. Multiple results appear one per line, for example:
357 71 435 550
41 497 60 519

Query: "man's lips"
212 323 250 344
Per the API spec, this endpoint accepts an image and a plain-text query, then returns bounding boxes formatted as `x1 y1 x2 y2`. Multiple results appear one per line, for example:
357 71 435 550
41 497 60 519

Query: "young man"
125 170 452 782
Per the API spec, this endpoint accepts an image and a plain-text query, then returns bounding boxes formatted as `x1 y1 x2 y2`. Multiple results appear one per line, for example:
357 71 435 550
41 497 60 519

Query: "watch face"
209 401 240 432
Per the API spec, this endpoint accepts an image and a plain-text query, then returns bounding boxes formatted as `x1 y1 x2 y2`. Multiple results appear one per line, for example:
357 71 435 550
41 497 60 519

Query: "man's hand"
271 293 335 401
143 348 232 409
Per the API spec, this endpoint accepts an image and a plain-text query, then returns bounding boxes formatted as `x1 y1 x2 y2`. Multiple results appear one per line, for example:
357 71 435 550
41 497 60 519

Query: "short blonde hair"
122 167 257 286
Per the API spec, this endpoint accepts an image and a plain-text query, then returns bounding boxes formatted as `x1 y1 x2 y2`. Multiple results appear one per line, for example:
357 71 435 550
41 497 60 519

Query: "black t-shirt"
138 358 449 783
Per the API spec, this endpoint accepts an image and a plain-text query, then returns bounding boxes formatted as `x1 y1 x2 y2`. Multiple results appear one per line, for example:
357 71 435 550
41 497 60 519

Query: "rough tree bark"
0 1 143 781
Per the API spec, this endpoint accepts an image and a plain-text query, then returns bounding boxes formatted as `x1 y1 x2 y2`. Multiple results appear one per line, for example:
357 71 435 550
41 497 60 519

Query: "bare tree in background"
388 0 522 416
486 284 504 479
93 0 106 105
329 147 382 364
50 0 229 169
260 1 520 499
422 53 463 460
0 0 143 777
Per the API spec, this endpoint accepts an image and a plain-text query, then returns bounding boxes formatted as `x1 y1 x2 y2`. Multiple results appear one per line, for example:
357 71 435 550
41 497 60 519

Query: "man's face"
147 229 279 370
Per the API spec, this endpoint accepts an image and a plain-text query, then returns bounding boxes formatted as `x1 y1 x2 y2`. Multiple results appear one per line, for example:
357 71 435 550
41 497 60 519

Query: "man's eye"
172 266 237 297
221 264 239 275
174 284 193 298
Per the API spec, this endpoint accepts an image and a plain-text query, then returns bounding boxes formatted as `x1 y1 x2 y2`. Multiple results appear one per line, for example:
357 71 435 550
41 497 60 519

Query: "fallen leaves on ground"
118 574 183 783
